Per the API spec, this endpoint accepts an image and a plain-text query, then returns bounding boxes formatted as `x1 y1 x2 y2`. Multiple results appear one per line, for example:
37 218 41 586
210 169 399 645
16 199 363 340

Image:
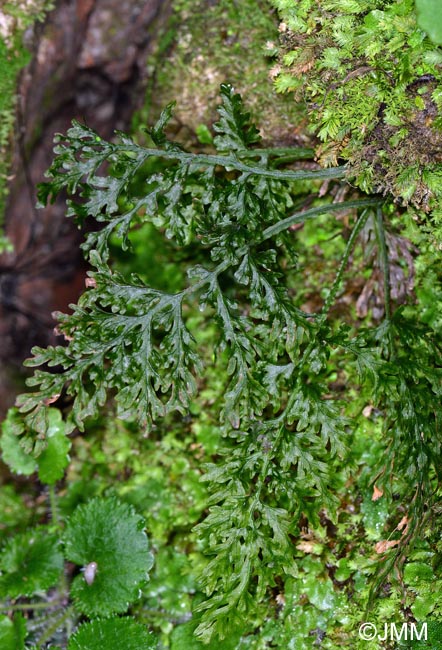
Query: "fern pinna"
15 85 442 641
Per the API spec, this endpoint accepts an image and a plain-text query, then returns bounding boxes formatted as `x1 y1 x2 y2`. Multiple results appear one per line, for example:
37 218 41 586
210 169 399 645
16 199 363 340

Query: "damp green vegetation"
0 38 27 251
270 0 442 230
0 82 441 649
136 0 305 147
0 0 54 251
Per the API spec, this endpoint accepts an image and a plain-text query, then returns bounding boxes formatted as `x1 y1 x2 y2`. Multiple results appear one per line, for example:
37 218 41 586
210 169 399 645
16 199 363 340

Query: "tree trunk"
0 0 170 416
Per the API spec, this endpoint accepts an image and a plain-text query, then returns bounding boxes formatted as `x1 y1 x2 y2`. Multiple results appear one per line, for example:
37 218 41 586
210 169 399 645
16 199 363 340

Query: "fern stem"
373 205 391 321
0 600 64 611
48 485 70 595
260 197 382 241
239 146 314 160
255 337 322 500
319 207 372 319
113 144 346 182
36 605 74 648
254 425 285 502
268 153 312 166
182 260 231 297
48 484 60 528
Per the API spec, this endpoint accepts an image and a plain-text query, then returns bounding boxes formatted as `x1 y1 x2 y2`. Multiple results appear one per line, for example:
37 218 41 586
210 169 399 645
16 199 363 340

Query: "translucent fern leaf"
18 262 202 430
213 83 261 152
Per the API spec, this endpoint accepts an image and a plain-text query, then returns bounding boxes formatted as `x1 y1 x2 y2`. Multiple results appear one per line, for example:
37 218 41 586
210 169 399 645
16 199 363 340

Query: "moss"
0 38 29 245
270 0 442 216
0 1 54 250
135 0 307 147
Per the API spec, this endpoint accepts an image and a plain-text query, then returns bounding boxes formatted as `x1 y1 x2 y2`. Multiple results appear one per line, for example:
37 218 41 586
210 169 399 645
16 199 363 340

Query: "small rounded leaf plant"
0 410 38 476
64 497 154 617
68 618 157 650
0 416 155 648
0 613 26 650
416 0 442 45
0 407 72 484
0 529 64 599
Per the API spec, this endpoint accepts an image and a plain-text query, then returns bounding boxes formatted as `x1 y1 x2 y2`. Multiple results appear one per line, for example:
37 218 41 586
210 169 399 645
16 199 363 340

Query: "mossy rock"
137 0 308 148
271 0 442 216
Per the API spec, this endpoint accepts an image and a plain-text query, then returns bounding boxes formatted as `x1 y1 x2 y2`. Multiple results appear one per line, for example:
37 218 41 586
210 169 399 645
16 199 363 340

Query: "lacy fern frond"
14 84 441 642
19 84 364 433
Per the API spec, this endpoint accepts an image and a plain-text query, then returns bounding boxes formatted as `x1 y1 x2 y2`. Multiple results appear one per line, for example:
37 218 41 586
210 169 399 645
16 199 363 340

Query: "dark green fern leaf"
213 83 261 152
18 86 433 644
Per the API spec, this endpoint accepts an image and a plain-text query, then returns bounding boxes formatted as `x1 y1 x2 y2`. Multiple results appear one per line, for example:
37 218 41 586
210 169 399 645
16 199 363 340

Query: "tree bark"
0 0 170 415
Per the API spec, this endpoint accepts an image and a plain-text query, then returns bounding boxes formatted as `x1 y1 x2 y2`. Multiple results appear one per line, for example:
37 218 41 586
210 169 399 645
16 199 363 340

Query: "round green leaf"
0 616 16 650
0 486 31 538
64 497 154 616
0 410 36 476
0 614 26 650
68 618 156 650
0 408 71 483
334 558 352 582
404 562 434 584
0 529 64 598
412 594 436 618
37 409 72 485
302 577 337 611
195 124 213 145
416 0 442 45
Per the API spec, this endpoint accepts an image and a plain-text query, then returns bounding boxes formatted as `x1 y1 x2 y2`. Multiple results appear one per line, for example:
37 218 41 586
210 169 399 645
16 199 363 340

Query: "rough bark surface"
0 0 169 415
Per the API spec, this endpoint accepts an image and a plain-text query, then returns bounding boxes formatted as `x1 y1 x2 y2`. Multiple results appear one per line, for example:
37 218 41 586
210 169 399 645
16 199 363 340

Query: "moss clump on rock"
139 0 306 148
271 0 442 215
